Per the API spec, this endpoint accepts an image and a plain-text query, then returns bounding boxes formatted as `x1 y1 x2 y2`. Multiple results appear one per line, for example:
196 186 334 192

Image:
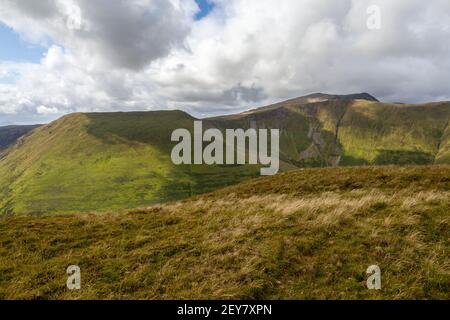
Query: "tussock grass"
0 166 449 299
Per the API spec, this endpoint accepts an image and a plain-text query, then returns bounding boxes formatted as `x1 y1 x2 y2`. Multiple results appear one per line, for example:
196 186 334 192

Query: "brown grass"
0 165 449 299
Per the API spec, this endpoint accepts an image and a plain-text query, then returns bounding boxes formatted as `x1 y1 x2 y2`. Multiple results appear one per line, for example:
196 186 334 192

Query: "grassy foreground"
0 165 449 299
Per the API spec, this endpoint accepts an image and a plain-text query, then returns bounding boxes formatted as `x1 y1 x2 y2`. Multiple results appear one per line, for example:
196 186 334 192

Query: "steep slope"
212 97 450 167
0 166 448 299
435 118 450 164
0 112 259 215
337 101 450 165
0 125 40 151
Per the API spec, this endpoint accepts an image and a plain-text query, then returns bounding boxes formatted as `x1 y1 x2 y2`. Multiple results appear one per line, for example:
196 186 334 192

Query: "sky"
0 23 46 64
194 0 215 20
0 0 450 125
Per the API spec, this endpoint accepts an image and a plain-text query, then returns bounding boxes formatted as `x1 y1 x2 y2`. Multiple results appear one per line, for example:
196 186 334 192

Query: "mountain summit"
241 92 379 114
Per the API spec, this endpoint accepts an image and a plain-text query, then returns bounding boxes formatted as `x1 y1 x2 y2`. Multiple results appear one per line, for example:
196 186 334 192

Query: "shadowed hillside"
0 125 40 151
0 166 448 299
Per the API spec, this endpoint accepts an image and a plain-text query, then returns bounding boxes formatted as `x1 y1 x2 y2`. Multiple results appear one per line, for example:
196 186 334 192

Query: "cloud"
148 0 450 113
1 0 450 123
0 0 196 69
37 105 59 115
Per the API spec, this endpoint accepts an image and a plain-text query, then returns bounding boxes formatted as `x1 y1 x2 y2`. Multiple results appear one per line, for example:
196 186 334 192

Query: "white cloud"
1 0 450 123
37 105 59 115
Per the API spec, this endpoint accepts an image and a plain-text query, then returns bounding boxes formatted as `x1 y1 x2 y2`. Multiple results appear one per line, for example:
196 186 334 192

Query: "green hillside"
0 112 259 215
337 101 450 165
0 166 448 299
1 94 450 215
212 98 450 167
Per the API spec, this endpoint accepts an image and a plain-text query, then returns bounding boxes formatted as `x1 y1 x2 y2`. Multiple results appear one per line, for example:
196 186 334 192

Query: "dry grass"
0 165 449 299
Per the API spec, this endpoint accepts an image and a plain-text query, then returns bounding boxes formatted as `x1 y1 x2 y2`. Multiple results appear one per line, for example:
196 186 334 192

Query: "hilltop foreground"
1 166 448 299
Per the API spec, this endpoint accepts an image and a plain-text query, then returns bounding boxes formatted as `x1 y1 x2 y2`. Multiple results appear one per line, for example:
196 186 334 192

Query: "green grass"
337 101 450 164
0 165 448 299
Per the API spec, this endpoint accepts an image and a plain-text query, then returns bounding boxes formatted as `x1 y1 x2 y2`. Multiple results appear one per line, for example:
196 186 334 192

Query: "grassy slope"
338 101 450 164
284 99 450 166
436 117 450 164
0 112 259 215
0 165 448 299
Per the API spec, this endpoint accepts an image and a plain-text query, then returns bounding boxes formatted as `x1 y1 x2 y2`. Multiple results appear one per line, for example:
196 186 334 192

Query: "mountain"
212 97 450 166
1 93 450 215
0 125 41 151
1 165 448 299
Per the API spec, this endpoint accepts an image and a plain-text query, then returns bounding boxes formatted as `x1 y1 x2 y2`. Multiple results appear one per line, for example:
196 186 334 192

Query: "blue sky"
0 22 46 63
195 0 215 20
